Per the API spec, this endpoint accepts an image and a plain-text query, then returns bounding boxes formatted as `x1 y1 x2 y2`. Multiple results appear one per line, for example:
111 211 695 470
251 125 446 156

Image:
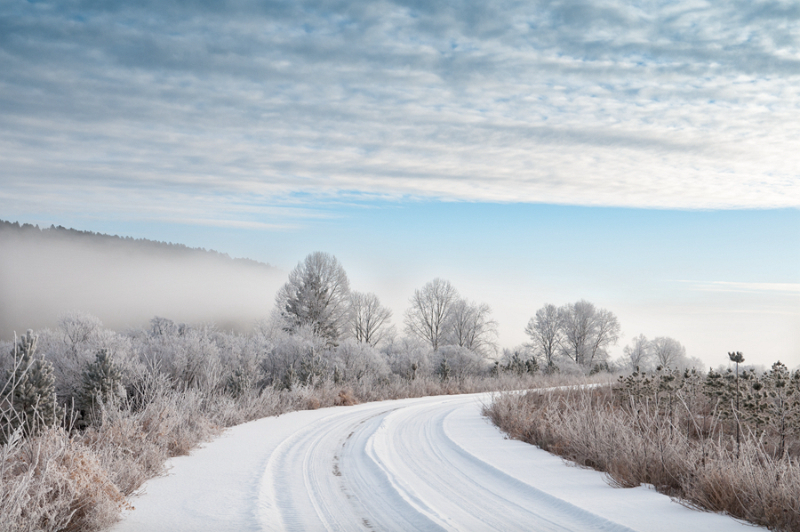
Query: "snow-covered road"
113 393 755 531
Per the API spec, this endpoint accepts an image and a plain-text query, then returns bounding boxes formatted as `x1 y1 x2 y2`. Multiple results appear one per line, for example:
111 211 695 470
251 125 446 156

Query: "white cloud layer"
1 0 798 219
681 280 800 294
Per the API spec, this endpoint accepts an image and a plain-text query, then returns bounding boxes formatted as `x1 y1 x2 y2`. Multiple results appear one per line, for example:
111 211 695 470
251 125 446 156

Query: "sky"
1 0 798 368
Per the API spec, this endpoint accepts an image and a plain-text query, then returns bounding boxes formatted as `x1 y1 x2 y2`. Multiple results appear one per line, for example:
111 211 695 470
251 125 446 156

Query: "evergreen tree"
281 366 298 391
703 368 737 425
741 371 771 432
80 349 125 408
438 358 451 381
728 351 745 455
2 330 62 440
616 368 655 406
299 351 325 386
762 361 800 458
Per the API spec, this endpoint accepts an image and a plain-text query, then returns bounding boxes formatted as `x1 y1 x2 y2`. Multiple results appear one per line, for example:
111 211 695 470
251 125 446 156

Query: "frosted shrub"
262 326 326 386
383 337 432 380
139 322 222 392
0 427 128 532
332 340 389 385
436 346 487 381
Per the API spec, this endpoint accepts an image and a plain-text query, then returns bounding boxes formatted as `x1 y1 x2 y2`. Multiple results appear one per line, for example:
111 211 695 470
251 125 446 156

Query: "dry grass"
484 386 800 531
0 428 127 532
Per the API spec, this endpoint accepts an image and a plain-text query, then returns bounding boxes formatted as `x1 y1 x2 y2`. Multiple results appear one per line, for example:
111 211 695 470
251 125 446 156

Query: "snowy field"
113 393 757 531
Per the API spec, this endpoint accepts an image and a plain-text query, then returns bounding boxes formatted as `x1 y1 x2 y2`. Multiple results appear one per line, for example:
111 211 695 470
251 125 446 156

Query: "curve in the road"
257 396 636 532
112 392 757 532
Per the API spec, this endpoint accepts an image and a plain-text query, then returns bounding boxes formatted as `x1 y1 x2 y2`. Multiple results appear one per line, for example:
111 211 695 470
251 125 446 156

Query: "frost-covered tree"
79 349 125 413
2 330 61 440
262 324 327 386
59 311 103 357
558 300 620 366
525 304 562 366
143 321 222 391
404 278 459 352
445 299 498 357
623 334 652 371
588 308 620 365
276 252 351 344
651 337 686 369
348 291 393 347
383 337 432 380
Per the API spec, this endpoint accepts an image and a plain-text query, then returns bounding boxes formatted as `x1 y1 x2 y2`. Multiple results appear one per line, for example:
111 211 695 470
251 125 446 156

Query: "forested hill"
0 220 272 270
0 220 285 339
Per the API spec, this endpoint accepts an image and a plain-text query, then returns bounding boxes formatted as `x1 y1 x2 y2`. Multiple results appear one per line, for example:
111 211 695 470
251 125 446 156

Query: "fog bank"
0 222 285 338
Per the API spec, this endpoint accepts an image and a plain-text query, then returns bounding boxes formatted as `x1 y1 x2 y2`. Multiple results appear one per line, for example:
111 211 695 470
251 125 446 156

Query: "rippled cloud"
1 0 798 225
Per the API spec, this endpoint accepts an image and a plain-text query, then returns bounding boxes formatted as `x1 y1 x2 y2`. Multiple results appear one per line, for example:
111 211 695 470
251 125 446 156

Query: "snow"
112 393 757 531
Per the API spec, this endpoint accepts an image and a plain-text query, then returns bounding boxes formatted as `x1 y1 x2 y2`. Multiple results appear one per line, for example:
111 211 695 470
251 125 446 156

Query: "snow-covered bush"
436 346 487 381
383 337 433 380
331 339 389 384
137 319 222 392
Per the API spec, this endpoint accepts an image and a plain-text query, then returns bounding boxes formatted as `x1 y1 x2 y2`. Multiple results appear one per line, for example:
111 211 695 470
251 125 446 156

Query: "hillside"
0 220 285 339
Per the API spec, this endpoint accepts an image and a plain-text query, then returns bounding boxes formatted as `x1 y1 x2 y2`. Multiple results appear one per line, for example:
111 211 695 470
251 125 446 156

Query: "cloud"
1 0 798 223
678 280 800 294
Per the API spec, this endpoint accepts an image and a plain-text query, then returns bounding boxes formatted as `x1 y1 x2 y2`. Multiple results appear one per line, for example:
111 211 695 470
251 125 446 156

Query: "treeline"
0 219 274 270
522 302 701 374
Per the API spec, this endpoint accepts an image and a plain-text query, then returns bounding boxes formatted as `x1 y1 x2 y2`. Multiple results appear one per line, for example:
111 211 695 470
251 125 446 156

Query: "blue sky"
1 0 798 366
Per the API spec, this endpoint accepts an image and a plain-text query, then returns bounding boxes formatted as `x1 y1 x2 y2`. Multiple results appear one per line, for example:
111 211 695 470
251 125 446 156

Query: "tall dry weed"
484 386 800 531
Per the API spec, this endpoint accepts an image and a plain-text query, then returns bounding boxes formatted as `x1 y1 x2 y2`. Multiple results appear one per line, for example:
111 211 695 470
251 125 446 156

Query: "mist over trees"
0 220 284 339
1 217 704 378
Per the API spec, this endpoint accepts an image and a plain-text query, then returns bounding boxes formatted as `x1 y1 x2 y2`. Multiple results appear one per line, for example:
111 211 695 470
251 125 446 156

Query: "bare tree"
588 308 620 365
558 300 620 367
558 300 595 365
275 252 350 344
59 311 102 356
404 278 459 352
446 299 498 357
348 291 393 347
524 304 562 366
651 336 686 369
623 334 651 371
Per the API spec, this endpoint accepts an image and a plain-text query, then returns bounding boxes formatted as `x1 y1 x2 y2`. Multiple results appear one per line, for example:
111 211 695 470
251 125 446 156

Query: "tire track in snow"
114 393 757 532
259 396 636 531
